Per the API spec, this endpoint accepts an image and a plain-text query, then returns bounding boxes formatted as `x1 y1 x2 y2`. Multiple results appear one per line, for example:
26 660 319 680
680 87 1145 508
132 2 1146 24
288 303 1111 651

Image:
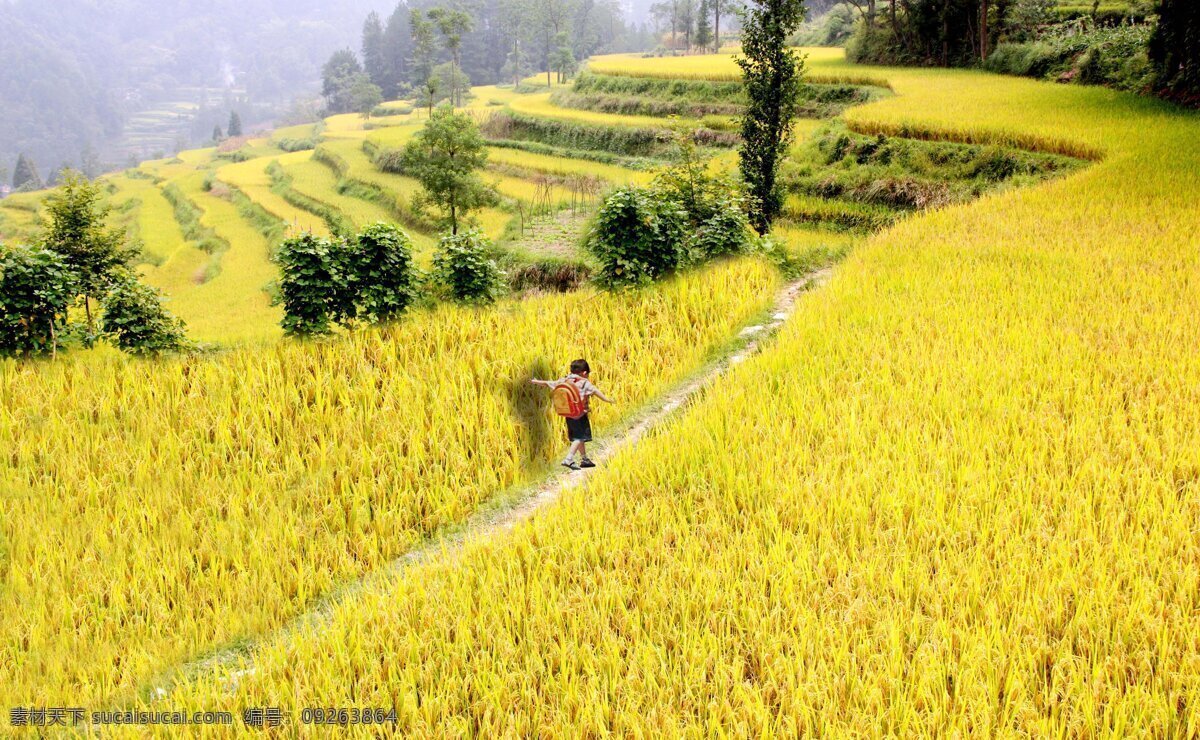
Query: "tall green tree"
737 0 806 233
227 111 243 137
427 8 474 107
351 77 385 118
399 104 496 234
362 11 389 90
410 10 439 112
711 0 735 52
695 0 714 50
1150 0 1200 101
12 153 42 191
322 49 365 114
38 170 137 340
551 31 577 83
382 4 414 98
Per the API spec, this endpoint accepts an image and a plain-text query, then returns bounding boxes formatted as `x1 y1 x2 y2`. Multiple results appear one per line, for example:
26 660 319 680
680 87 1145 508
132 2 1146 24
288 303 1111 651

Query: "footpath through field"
131 268 830 704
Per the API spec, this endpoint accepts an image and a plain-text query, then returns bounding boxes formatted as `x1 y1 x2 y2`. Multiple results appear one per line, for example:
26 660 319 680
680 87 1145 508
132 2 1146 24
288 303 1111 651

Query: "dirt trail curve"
137 267 833 702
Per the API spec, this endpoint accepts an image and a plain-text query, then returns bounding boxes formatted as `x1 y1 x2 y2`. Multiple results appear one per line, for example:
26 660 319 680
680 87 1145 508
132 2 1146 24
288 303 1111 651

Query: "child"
530 358 613 470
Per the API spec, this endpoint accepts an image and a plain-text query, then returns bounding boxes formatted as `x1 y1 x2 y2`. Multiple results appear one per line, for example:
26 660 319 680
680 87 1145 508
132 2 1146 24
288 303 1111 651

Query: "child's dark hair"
570 358 590 375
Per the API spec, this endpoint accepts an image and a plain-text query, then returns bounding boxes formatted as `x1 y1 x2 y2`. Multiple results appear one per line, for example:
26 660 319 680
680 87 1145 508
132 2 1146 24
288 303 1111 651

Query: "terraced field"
144 51 1198 735
8 48 1182 735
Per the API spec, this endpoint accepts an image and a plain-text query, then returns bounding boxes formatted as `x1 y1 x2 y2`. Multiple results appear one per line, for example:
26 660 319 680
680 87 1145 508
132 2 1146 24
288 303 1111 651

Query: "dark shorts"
565 414 592 442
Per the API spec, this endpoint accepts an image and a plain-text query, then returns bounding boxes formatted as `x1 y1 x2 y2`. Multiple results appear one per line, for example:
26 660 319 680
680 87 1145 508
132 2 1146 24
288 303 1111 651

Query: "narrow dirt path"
137 266 833 702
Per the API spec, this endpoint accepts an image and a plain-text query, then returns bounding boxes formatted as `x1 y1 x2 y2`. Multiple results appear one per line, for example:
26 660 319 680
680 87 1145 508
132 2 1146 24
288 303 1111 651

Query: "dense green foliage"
984 18 1155 91
584 186 688 288
276 224 423 336
794 2 858 46
1 174 190 356
430 229 506 304
738 0 808 233
276 233 354 336
350 223 421 322
0 246 77 357
38 172 138 336
846 0 998 66
99 272 192 355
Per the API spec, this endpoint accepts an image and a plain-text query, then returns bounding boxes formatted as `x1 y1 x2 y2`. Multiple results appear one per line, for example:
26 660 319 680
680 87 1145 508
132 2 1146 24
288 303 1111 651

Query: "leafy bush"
100 272 192 355
276 137 317 153
584 186 687 288
0 245 77 357
431 230 506 304
350 223 420 322
276 233 356 337
793 3 858 47
687 202 755 261
984 18 1156 92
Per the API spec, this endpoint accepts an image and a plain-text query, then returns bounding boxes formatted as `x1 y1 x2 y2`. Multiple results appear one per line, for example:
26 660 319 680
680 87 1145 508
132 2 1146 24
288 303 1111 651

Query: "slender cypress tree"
737 0 806 233
362 12 388 90
12 153 42 190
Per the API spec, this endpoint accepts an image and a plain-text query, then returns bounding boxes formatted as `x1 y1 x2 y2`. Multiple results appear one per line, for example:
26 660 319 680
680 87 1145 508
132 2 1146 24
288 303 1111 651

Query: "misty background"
0 0 667 186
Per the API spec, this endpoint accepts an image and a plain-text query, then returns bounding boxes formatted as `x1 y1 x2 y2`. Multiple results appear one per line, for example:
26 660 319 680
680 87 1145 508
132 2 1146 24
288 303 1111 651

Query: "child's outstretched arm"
529 378 556 388
592 388 614 403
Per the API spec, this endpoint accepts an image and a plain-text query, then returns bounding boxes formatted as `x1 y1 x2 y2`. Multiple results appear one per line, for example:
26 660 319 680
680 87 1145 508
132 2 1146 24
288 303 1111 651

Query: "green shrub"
100 272 192 355
431 230 506 304
0 245 77 357
350 223 420 322
984 19 1155 92
584 186 687 288
687 202 755 262
275 233 356 337
277 137 317 153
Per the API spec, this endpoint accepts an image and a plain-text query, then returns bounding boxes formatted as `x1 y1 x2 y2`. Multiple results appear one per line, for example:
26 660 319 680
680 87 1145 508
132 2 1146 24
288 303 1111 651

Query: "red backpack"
551 378 587 419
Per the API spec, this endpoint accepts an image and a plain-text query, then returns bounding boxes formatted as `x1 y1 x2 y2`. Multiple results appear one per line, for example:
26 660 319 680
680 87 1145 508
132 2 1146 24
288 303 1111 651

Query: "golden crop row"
159 54 1200 735
586 48 890 88
1 257 780 708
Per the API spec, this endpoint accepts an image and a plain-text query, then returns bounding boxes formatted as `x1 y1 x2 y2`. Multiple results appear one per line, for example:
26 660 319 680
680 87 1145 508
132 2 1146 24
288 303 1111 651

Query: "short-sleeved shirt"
558 373 599 413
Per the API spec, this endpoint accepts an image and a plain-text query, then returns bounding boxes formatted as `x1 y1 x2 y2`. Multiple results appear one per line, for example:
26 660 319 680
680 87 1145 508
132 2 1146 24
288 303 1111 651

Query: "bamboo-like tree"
737 0 806 233
427 7 474 107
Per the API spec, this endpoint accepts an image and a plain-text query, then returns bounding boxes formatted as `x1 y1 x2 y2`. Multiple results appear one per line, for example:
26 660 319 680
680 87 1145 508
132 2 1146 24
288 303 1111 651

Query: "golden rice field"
143 53 1200 735
508 92 728 130
218 153 331 237
131 171 278 343
0 258 780 709
486 146 655 186
588 48 892 88
281 156 397 230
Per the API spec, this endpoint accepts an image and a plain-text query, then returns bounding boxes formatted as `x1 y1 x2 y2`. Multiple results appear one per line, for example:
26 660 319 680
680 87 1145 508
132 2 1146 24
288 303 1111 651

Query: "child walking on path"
530 359 614 470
